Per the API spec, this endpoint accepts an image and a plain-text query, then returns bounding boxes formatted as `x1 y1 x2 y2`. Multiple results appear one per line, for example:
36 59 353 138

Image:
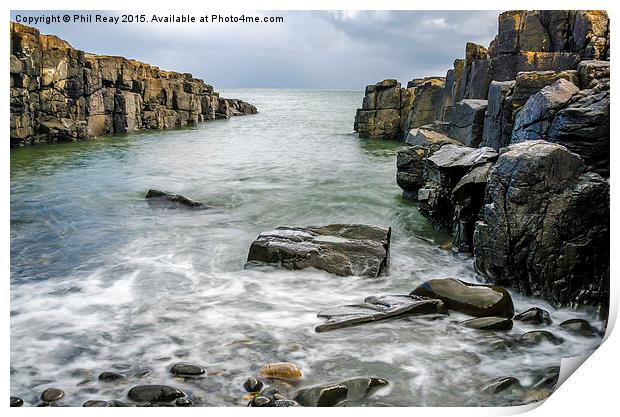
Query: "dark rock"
108 400 131 407
243 377 264 393
511 78 580 143
458 43 489 100
517 51 580 73
246 224 391 278
83 400 110 407
294 377 388 407
511 70 580 113
10 396 23 407
354 80 402 139
481 80 515 151
521 330 564 345
175 398 193 407
548 83 610 176
41 388 65 403
274 399 300 407
98 371 127 382
578 60 610 89
482 377 523 394
134 368 152 378
531 368 560 389
559 319 599 337
473 141 609 307
513 307 552 325
440 59 465 121
461 316 513 331
127 385 185 403
169 362 206 378
405 127 459 147
449 99 488 147
248 396 274 407
145 189 207 209
410 278 514 318
396 145 430 195
316 294 448 332
401 78 445 132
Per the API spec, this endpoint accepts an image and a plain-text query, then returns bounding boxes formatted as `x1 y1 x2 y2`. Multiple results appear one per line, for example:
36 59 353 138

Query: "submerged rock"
246 224 391 278
520 331 564 345
169 362 206 378
532 367 560 389
83 400 110 407
315 294 448 332
41 388 65 403
10 396 23 407
514 307 552 325
258 362 303 381
145 189 207 209
98 371 127 382
559 319 599 337
461 316 513 331
127 385 185 403
482 377 523 394
294 377 388 407
410 278 514 318
243 377 264 393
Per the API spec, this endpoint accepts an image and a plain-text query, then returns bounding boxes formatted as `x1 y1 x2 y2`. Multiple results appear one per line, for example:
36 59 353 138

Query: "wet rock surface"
482 377 523 394
127 385 185 403
294 377 388 407
410 278 514 318
246 224 391 278
461 316 513 331
169 362 206 377
514 308 552 325
258 363 303 381
316 294 448 332
10 396 24 407
559 319 599 337
98 371 127 382
243 377 264 393
520 331 564 345
145 189 208 209
41 388 65 403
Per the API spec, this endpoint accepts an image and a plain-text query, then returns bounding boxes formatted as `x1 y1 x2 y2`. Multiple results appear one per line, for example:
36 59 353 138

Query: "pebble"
175 397 193 407
259 362 303 380
41 388 65 403
248 395 273 407
243 377 264 393
10 396 24 407
83 400 110 407
127 385 185 403
170 362 206 377
98 371 127 382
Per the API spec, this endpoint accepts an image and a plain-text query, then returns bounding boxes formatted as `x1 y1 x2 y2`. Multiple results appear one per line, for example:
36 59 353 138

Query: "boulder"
449 99 488 147
294 377 388 406
410 278 514 318
513 307 552 325
520 330 563 345
396 145 430 196
474 141 609 307
559 319 599 337
511 78 580 143
246 224 391 278
145 189 208 209
461 316 513 331
127 385 185 403
481 80 515 151
404 128 459 147
315 294 448 332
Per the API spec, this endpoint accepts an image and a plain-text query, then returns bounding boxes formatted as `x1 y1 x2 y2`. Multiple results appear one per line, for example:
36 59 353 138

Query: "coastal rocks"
315 294 448 332
10 22 256 146
511 79 580 143
410 278 514 318
510 70 580 112
246 224 391 278
41 388 65 403
405 127 459 147
559 319 599 337
481 80 515 150
243 377 265 393
514 308 552 325
449 99 488 147
577 60 610 88
294 377 388 407
458 43 491 100
10 396 24 407
520 331 563 345
169 362 206 378
473 141 609 307
401 78 446 131
461 316 513 331
354 80 402 139
127 385 185 403
258 363 302 381
145 189 208 209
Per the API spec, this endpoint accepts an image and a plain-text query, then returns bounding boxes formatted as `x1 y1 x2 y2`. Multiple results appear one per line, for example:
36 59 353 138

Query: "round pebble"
41 388 65 403
243 377 264 393
10 396 24 407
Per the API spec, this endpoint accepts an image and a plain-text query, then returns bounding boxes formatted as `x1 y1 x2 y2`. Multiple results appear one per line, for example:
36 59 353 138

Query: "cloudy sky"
12 10 500 90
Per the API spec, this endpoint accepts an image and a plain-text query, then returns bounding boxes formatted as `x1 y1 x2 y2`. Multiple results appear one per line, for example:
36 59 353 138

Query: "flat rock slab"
246 224 391 277
410 278 514 318
315 294 448 332
145 189 208 209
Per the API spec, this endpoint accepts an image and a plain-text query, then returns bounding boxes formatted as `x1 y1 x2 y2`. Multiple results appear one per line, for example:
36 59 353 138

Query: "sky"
11 10 500 90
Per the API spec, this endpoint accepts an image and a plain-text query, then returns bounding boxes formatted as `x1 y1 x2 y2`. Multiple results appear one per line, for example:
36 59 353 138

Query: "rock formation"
10 22 257 146
356 10 610 311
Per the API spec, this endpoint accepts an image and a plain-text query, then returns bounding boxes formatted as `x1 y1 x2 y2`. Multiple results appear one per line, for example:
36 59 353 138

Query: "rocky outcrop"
245 224 391 277
354 80 402 139
473 141 609 307
10 22 256 146
449 99 488 147
481 80 515 150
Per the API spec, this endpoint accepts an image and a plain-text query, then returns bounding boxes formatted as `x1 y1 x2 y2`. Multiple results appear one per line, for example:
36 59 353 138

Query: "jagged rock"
449 99 488 147
405 128 459 147
461 316 513 331
482 377 523 394
396 146 430 196
578 60 610 89
246 224 390 278
10 22 256 146
513 307 552 325
559 319 599 337
294 378 388 406
410 278 514 318
145 189 207 209
481 80 515 151
258 363 302 380
169 362 206 378
458 43 490 100
127 385 185 403
474 141 609 307
426 145 497 173
511 79 580 143
315 294 448 332
511 70 580 112
548 82 610 176
572 11 609 60
520 330 564 345
441 59 465 121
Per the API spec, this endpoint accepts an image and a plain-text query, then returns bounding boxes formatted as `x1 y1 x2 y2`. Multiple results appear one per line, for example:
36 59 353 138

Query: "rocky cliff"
356 10 610 312
10 22 257 147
